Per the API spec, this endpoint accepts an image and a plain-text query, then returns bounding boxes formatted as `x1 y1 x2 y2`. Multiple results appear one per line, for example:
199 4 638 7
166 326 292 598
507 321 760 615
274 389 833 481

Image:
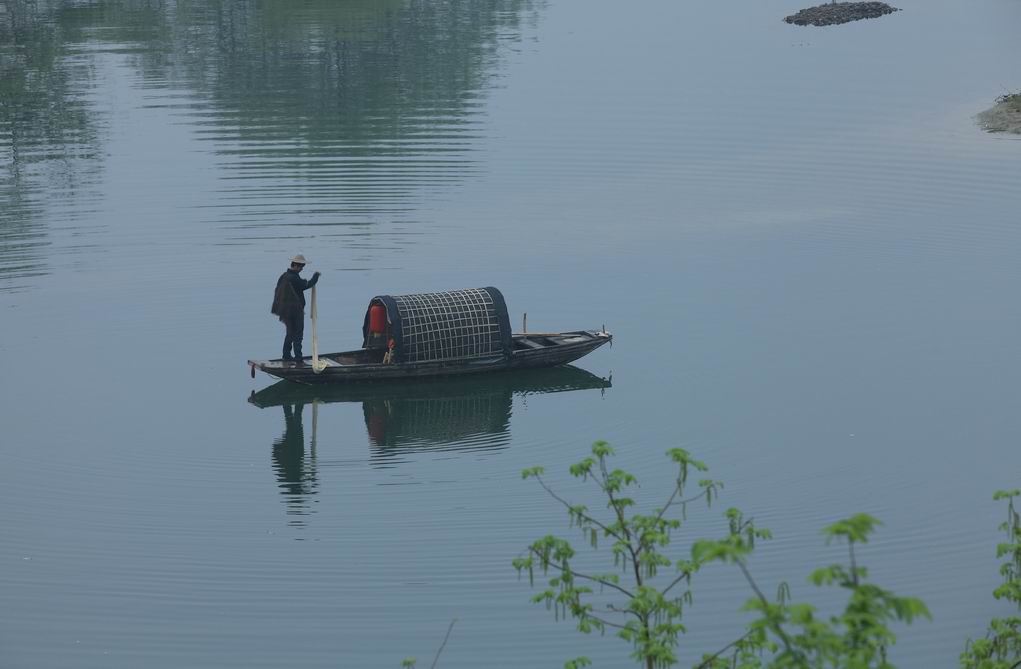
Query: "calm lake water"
2 0 1021 666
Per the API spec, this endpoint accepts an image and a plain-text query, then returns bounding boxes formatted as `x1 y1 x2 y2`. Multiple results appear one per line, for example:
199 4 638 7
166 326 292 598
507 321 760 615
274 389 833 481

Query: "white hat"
290 254 309 265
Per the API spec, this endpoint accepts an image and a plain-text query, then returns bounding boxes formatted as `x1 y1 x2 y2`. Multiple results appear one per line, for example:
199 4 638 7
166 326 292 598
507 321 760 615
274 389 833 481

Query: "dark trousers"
283 316 304 358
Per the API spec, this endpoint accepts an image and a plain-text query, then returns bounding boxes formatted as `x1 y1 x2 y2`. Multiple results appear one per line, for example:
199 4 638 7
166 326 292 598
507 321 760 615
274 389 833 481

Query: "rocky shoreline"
977 94 1021 134
784 2 900 26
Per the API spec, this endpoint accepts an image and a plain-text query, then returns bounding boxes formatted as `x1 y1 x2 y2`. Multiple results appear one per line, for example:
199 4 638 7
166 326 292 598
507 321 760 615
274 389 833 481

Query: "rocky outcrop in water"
977 95 1021 134
784 2 900 26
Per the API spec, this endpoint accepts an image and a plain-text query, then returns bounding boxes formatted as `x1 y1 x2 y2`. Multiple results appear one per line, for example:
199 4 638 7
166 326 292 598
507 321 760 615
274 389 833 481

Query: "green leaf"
666 447 708 472
591 441 614 458
822 513 882 544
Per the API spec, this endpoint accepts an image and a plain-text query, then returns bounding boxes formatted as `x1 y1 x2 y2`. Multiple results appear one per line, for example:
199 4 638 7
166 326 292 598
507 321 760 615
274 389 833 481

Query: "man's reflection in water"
271 403 317 524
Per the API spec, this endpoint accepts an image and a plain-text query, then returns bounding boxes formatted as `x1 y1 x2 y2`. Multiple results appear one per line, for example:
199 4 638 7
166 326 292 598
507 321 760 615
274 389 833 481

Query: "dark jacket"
271 268 319 323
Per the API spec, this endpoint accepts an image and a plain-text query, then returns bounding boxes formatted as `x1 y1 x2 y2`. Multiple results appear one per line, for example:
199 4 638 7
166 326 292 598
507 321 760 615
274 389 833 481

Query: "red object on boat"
369 304 386 334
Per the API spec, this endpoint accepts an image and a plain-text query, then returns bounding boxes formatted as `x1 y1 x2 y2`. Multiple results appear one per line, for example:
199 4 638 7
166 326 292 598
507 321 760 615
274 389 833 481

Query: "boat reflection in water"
271 403 319 525
250 368 612 507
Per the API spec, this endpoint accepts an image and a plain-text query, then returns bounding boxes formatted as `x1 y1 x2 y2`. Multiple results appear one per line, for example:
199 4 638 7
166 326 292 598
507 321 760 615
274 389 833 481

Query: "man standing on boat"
271 254 321 365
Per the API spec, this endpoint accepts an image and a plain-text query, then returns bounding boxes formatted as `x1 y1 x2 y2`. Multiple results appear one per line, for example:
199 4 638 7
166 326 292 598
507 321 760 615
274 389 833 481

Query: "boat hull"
249 330 611 385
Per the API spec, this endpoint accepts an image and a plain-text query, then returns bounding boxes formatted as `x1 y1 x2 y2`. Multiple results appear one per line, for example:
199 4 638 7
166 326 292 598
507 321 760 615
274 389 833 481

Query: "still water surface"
2 0 1021 666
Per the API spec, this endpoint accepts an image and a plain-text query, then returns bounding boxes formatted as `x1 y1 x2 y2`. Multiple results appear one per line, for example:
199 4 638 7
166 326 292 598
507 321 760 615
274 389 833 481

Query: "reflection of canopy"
363 391 510 450
361 287 512 363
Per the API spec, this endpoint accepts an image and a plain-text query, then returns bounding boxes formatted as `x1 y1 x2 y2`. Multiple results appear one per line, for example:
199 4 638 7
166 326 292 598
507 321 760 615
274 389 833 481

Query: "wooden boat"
248 287 612 385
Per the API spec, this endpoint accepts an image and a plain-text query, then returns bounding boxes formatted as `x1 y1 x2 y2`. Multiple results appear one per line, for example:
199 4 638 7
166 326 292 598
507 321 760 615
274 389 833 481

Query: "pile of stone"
784 2 900 26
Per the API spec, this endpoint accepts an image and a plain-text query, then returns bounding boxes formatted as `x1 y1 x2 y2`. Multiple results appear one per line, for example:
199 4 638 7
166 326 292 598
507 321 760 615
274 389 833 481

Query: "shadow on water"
0 0 107 289
0 0 543 290
253 366 609 526
154 0 543 232
251 364 611 455
270 402 318 525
